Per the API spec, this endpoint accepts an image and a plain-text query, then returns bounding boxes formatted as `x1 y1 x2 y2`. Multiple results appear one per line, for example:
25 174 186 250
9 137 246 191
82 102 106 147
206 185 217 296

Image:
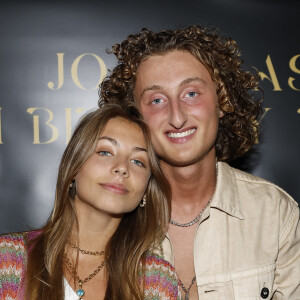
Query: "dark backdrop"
1 0 299 233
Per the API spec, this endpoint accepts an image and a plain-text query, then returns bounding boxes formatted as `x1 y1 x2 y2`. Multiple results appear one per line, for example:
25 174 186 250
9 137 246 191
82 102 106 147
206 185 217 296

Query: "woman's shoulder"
0 232 31 299
0 231 27 253
144 248 182 299
0 230 41 257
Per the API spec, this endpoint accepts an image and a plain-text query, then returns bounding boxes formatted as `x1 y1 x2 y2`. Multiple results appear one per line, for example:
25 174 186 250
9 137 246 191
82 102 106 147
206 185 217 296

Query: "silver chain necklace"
169 200 211 227
178 275 196 300
169 163 218 227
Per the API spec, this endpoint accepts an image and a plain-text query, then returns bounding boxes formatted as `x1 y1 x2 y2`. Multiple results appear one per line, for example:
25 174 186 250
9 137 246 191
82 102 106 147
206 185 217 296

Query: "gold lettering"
0 107 2 144
255 107 272 144
259 55 282 91
65 108 85 143
27 108 59 144
47 53 64 90
288 54 300 91
71 53 107 90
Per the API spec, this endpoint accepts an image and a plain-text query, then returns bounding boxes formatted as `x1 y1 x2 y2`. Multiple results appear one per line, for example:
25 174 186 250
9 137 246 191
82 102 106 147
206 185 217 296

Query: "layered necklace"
64 242 105 300
169 162 218 299
169 200 210 299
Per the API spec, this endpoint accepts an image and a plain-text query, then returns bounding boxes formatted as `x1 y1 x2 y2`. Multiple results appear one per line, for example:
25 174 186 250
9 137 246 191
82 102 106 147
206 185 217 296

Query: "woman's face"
74 117 151 217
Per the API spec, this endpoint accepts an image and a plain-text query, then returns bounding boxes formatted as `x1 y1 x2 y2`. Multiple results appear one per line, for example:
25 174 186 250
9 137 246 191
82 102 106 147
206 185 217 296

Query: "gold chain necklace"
64 253 105 299
67 242 105 256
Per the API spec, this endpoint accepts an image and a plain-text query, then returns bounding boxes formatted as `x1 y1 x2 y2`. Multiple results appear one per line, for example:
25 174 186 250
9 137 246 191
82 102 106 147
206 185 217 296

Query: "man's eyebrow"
140 84 162 98
99 136 120 146
179 77 207 87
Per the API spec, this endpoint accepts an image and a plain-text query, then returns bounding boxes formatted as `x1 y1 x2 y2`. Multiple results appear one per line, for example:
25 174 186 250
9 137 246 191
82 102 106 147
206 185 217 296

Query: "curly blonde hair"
99 25 262 161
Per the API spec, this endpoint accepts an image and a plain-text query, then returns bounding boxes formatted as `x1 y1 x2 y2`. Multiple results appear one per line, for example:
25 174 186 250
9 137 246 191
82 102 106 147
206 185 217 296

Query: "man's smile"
166 128 196 139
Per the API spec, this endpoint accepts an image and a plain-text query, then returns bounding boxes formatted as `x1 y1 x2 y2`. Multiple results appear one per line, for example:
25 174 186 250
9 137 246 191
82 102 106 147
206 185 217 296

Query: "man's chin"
158 155 202 168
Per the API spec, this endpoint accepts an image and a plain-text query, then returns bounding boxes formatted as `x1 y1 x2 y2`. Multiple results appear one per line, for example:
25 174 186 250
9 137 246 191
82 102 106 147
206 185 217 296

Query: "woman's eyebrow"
99 136 120 146
99 137 147 153
133 147 147 153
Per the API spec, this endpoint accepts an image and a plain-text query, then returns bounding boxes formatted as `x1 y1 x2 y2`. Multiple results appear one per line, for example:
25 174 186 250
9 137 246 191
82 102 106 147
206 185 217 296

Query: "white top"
64 277 79 300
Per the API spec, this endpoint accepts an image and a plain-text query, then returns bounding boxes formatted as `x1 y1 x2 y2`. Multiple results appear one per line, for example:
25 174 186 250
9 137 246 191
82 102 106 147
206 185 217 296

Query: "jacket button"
261 287 269 299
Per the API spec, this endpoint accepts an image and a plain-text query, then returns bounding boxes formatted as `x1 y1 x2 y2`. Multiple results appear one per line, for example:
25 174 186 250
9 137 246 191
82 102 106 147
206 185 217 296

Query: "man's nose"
168 99 188 129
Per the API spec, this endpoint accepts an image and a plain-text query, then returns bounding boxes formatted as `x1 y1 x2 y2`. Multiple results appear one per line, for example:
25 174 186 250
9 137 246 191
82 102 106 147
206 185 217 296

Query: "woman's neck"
71 198 122 251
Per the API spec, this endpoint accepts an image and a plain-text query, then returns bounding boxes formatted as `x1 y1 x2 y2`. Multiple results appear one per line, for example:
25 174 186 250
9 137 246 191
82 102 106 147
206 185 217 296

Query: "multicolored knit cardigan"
142 248 182 299
0 232 37 300
0 231 182 299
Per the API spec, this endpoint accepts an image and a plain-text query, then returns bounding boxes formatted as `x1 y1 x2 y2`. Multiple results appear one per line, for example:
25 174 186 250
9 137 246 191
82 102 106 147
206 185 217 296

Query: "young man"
99 26 300 299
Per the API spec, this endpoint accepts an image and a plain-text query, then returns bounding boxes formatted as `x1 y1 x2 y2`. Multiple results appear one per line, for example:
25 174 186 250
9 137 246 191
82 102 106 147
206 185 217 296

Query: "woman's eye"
131 159 145 167
151 98 163 104
98 150 112 156
186 91 198 97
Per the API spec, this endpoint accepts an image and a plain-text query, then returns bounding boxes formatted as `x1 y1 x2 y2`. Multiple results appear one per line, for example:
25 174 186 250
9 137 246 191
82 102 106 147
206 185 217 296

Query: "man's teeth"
167 128 196 138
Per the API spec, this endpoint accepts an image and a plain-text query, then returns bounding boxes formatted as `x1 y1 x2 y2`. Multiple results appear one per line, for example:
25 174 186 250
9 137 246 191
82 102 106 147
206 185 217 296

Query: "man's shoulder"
224 163 298 209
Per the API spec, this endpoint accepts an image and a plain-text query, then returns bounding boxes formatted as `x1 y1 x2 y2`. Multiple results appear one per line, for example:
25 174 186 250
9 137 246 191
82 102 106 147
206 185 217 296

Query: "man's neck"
161 156 217 214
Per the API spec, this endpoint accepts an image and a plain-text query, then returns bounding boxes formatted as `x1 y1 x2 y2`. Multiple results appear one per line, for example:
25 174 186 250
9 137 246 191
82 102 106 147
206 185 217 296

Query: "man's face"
134 50 223 167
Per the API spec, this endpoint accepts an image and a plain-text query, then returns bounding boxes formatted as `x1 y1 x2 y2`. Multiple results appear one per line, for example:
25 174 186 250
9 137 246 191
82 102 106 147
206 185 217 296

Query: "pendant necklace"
178 276 196 300
64 243 105 299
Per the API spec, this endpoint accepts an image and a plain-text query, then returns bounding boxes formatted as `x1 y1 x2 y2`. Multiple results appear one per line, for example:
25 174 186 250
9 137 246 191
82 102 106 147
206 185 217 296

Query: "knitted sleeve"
143 249 182 300
0 233 27 300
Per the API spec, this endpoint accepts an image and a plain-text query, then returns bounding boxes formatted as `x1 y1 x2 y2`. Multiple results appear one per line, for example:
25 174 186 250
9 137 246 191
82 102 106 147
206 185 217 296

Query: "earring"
69 179 76 198
140 194 146 207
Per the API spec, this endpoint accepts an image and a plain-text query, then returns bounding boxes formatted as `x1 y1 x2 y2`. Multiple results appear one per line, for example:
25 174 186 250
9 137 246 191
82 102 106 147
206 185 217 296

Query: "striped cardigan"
0 232 181 299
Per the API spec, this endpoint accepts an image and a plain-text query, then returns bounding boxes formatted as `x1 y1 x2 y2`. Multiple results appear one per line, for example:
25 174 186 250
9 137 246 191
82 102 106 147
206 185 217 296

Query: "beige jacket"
163 162 300 299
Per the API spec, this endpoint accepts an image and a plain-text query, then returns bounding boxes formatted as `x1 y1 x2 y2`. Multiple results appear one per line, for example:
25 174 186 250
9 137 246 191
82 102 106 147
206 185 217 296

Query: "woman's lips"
99 183 129 194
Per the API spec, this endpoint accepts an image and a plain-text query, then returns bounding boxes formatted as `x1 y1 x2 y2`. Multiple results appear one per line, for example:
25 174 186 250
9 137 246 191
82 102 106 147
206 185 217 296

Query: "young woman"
0 104 182 300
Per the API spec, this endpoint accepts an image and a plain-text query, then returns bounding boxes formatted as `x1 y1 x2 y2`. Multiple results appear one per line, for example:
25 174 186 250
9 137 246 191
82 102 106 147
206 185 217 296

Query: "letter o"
71 53 107 90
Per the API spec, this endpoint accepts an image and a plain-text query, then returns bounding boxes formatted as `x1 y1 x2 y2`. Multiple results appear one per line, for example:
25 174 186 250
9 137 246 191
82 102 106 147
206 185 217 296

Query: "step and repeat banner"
1 0 299 232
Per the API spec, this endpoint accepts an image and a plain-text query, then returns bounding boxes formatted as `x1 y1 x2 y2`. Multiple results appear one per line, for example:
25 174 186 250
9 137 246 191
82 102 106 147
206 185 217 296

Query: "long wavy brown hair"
25 103 171 300
99 25 262 161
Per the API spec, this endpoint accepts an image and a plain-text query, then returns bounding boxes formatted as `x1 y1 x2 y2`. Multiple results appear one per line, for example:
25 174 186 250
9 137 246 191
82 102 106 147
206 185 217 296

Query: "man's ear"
218 108 224 118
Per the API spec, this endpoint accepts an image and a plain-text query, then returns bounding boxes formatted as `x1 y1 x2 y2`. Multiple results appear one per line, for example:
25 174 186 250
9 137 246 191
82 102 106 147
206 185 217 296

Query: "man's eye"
186 91 198 97
98 151 112 156
131 159 145 167
151 98 163 104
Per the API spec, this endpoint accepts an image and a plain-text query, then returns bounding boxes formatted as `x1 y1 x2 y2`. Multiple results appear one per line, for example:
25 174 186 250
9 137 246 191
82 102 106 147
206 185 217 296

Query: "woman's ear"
69 179 77 198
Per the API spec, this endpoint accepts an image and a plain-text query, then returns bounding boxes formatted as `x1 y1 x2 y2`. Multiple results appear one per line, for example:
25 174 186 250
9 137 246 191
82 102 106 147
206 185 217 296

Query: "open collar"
210 162 244 220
